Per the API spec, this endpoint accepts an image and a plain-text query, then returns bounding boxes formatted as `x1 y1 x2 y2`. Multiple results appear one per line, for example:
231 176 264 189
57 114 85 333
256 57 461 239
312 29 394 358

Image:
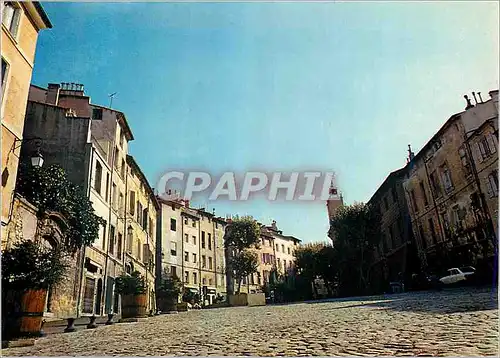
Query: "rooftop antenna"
109 92 117 108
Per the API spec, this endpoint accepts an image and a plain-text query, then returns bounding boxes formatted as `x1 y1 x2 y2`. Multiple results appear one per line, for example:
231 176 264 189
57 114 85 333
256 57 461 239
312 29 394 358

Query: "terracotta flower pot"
2 289 47 339
121 294 147 318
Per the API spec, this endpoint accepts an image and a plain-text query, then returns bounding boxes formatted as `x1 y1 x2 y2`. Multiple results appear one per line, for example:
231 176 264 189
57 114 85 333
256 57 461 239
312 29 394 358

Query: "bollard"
40 319 46 337
148 309 154 317
105 313 114 325
64 318 76 333
87 315 98 329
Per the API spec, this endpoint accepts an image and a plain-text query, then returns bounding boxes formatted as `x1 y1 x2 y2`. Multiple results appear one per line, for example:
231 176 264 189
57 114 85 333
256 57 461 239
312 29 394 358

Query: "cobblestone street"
3 287 498 356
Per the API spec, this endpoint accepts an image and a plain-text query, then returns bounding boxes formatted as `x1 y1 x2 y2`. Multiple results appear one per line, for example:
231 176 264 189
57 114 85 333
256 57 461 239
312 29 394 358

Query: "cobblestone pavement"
3 287 498 356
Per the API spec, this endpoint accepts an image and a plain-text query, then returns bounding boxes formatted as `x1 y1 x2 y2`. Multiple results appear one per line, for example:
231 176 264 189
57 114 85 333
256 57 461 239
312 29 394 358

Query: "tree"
329 203 382 296
224 216 261 294
230 250 259 293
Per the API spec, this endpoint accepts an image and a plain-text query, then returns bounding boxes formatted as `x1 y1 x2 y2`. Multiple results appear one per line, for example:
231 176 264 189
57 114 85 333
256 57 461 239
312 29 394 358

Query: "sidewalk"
42 315 121 335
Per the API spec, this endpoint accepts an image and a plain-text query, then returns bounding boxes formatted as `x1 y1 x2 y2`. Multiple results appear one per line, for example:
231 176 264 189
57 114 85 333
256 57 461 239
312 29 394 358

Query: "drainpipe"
181 211 185 293
101 134 117 316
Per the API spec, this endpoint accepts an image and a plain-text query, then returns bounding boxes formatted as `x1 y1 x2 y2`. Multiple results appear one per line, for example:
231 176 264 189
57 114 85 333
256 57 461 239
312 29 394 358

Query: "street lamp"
11 137 44 168
30 147 44 168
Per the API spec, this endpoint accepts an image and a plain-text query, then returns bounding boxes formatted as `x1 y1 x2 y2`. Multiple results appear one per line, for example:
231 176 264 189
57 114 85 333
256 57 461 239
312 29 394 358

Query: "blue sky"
32 2 498 243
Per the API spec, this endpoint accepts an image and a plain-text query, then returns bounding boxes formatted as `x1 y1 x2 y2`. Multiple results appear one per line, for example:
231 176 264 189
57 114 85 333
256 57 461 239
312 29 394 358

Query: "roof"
33 2 52 28
92 104 134 141
126 155 159 210
368 166 408 204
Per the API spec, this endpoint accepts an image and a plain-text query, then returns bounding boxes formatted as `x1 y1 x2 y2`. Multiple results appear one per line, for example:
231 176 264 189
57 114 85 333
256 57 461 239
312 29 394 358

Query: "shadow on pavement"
302 286 498 314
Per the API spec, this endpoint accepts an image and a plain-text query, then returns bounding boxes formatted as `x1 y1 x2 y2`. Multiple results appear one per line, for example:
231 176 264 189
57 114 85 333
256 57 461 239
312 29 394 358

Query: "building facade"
1 1 51 240
367 166 420 293
403 91 498 274
156 197 228 305
125 155 158 312
18 82 148 317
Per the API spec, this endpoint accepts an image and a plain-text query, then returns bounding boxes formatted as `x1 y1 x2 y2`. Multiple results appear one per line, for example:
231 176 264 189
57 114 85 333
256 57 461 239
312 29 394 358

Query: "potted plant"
1 240 68 339
115 271 147 319
156 274 181 313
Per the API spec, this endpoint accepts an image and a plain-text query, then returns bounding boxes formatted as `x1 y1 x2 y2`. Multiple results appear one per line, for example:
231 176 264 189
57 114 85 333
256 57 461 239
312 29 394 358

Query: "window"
193 236 196 245
2 2 21 38
281 244 285 252
193 253 197 263
184 251 189 261
193 272 197 284
486 170 499 198
383 196 389 211
92 108 103 120
171 266 177 278
170 242 177 256
202 278 206 285
276 244 279 252
215 222 218 229
184 271 189 284
478 136 492 160
137 241 141 260
114 148 119 169
208 233 212 250
429 171 442 197
458 148 471 176
192 220 196 228
105 173 110 202
94 160 102 195
410 189 418 213
129 191 135 215
202 255 206 268
287 247 291 255
1 57 9 102
185 234 189 243
441 164 453 192
117 233 122 259
208 257 213 270
419 182 428 206
201 232 206 248
209 278 213 286
109 225 115 256
170 218 176 231
149 218 153 238
137 202 143 223
121 159 125 178
428 218 437 246
119 192 124 212
112 183 117 209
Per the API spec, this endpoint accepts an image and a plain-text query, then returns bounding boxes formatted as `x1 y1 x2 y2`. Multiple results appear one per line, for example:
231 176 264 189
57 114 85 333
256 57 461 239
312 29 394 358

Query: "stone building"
156 197 228 305
125 155 158 312
403 91 498 274
1 2 51 239
19 82 137 317
230 220 301 294
367 165 420 293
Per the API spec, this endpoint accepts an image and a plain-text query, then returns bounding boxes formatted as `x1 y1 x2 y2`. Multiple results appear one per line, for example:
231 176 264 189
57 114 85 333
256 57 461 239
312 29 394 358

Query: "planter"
121 294 147 319
2 289 47 339
157 296 177 313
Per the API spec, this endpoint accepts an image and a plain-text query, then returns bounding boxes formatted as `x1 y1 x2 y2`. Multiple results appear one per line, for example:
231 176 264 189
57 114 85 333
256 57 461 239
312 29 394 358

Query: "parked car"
439 267 476 285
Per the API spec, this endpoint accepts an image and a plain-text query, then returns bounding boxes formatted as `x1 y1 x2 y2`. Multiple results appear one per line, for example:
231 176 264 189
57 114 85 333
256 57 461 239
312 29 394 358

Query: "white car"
439 267 476 285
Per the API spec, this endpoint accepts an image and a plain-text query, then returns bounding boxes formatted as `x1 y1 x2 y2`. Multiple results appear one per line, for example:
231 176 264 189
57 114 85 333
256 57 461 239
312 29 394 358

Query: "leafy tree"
230 250 259 293
294 243 323 296
224 216 261 251
224 216 261 294
16 164 105 253
157 273 182 300
329 203 382 296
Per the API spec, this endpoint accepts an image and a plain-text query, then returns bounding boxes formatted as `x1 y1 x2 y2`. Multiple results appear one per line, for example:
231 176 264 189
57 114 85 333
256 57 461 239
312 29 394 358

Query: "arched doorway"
95 278 103 315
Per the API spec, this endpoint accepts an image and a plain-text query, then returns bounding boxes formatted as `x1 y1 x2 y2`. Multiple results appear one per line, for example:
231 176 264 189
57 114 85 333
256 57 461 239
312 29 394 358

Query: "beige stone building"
124 155 158 312
1 2 51 240
156 197 228 304
403 91 498 273
19 82 148 317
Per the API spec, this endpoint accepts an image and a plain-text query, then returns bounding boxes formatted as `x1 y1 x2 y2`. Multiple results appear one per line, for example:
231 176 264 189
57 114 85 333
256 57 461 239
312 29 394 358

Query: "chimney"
489 90 499 102
478 92 484 103
464 94 474 110
472 92 478 105
407 144 415 162
46 83 60 105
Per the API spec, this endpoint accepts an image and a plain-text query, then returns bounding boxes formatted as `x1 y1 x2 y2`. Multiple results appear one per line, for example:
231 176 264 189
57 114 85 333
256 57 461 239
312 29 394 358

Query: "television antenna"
108 92 117 108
